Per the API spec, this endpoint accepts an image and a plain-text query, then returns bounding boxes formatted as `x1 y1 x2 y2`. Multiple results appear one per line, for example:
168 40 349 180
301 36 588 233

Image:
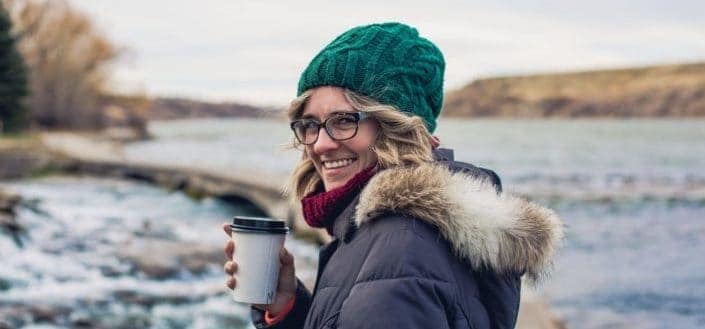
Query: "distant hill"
145 97 278 120
443 62 705 117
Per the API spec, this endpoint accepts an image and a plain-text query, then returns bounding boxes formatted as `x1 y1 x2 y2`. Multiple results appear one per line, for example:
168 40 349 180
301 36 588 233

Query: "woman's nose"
312 127 338 154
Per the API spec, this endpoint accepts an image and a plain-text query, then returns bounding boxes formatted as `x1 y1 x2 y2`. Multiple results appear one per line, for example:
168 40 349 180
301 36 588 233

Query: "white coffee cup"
230 216 289 304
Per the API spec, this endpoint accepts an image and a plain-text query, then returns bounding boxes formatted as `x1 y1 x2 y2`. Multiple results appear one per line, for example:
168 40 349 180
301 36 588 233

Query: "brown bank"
444 62 705 118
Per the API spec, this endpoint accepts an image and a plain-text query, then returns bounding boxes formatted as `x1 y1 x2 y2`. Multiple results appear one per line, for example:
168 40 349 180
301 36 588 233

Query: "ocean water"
2 118 704 328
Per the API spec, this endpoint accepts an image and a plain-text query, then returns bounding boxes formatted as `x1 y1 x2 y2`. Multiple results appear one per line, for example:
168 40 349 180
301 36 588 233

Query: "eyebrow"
300 109 356 120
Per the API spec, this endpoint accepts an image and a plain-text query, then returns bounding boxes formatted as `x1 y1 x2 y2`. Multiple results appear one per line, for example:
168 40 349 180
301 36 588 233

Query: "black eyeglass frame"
289 111 372 145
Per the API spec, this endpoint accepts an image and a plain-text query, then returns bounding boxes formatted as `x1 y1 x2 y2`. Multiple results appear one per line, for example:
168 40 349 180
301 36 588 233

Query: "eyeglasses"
290 111 372 145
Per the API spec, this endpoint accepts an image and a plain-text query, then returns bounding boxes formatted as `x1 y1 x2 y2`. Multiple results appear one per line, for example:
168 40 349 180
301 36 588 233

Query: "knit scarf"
301 165 377 236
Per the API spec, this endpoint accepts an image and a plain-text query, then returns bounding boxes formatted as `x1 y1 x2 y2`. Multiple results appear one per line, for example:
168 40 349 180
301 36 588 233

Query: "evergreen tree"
0 3 28 133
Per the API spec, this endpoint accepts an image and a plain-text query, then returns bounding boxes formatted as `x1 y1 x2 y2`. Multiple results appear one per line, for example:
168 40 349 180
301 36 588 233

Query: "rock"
96 311 151 329
70 310 103 329
0 188 21 212
32 305 65 323
101 126 149 143
0 190 27 248
0 277 12 291
0 147 59 179
112 289 194 308
0 303 72 328
118 238 223 279
0 212 19 230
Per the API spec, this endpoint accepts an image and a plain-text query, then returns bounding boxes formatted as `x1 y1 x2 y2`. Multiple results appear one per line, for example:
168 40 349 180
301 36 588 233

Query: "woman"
223 22 563 329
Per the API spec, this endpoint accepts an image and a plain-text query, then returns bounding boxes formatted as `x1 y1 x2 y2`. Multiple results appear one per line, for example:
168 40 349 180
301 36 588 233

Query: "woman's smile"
322 157 357 170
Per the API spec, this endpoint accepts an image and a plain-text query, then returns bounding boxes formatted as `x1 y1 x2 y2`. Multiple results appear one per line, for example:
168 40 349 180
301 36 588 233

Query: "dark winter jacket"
253 150 564 329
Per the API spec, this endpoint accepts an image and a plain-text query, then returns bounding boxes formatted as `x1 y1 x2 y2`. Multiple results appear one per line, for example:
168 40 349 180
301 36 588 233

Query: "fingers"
280 247 294 266
223 223 237 291
226 276 236 290
224 239 234 259
222 222 232 236
223 260 238 275
224 260 238 290
278 247 297 295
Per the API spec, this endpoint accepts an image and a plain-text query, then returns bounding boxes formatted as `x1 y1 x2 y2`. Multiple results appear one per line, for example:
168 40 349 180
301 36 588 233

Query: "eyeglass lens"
292 113 360 145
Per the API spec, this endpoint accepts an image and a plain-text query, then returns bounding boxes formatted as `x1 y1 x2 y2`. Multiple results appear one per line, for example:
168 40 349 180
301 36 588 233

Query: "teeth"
323 158 355 169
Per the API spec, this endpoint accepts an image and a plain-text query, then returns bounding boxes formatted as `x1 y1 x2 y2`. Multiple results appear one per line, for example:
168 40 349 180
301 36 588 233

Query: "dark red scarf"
301 165 377 235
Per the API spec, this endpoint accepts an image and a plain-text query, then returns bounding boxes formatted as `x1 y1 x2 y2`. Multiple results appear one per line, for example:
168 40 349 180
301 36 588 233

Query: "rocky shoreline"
0 137 58 248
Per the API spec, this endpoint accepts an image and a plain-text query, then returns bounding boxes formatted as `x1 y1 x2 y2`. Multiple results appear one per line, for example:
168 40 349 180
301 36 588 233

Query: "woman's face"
302 86 379 191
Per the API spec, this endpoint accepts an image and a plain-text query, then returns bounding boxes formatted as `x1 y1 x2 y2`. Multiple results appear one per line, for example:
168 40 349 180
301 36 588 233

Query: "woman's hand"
222 223 298 316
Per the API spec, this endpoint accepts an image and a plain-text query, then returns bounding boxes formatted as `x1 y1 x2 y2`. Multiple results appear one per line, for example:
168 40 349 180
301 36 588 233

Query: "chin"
323 177 348 191
319 160 373 191
320 166 357 191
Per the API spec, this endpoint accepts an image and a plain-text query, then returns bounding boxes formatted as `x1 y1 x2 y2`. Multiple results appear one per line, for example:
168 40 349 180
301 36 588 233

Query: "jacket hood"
354 163 564 282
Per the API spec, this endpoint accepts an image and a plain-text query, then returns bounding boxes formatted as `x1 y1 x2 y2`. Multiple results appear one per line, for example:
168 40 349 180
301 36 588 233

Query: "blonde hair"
287 88 435 200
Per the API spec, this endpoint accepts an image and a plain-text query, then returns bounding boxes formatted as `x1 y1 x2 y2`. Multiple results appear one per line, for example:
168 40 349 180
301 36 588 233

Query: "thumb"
279 248 296 290
280 247 294 271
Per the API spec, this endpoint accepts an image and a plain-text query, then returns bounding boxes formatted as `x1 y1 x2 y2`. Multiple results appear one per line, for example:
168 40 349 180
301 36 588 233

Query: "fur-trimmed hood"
354 163 564 282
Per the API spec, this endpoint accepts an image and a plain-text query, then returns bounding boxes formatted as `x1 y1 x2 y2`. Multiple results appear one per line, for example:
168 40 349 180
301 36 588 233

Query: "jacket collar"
354 163 564 283
328 149 453 242
432 147 455 161
331 194 360 243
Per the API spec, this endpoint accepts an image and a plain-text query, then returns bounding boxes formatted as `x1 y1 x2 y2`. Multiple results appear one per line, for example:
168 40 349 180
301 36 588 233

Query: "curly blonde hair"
287 88 435 200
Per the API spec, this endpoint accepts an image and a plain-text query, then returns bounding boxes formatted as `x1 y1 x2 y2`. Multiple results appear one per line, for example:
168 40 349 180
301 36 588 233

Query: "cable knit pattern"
297 22 445 133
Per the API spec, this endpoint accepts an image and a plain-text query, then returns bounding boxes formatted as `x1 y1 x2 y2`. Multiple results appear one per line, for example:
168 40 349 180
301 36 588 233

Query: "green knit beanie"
297 22 445 133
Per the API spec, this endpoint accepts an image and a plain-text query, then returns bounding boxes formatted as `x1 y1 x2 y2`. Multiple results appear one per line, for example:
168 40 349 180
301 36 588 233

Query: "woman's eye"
335 115 356 124
303 121 320 129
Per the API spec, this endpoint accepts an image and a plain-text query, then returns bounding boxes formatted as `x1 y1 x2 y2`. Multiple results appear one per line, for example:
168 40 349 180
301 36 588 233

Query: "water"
123 118 297 176
0 176 319 329
2 118 704 328
547 198 705 328
124 118 705 201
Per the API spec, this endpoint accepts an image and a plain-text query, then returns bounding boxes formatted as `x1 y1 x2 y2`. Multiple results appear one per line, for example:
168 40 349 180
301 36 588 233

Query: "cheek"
358 150 377 168
305 147 320 166
354 129 378 163
357 122 378 146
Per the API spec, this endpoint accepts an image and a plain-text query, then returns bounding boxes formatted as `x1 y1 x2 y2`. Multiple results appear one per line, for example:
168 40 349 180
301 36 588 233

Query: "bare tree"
3 0 121 129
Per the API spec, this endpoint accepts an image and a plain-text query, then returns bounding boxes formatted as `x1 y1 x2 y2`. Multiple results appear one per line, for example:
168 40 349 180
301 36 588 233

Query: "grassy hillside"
146 97 276 120
443 62 705 117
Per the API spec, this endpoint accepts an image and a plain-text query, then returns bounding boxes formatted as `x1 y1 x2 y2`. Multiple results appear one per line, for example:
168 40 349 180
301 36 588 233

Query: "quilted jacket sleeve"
336 277 458 329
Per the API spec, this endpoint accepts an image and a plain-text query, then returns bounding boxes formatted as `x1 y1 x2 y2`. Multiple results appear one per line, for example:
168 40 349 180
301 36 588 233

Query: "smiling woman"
222 22 564 329
290 87 379 191
288 86 436 199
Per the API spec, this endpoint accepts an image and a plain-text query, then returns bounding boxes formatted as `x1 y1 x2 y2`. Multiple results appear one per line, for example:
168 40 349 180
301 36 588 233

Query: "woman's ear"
430 135 440 149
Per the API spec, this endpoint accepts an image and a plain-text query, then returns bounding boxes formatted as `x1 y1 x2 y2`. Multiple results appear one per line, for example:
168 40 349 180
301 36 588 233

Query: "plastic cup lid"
230 216 289 234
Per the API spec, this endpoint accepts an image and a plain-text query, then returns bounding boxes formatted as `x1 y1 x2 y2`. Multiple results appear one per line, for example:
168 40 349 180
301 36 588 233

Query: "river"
1 118 704 329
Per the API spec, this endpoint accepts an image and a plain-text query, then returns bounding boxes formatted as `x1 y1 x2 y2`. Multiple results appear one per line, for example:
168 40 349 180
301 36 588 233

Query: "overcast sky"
69 0 705 107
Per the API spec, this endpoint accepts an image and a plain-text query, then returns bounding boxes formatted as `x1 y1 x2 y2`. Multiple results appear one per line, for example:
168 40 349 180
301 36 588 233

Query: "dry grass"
0 133 42 150
444 62 705 117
